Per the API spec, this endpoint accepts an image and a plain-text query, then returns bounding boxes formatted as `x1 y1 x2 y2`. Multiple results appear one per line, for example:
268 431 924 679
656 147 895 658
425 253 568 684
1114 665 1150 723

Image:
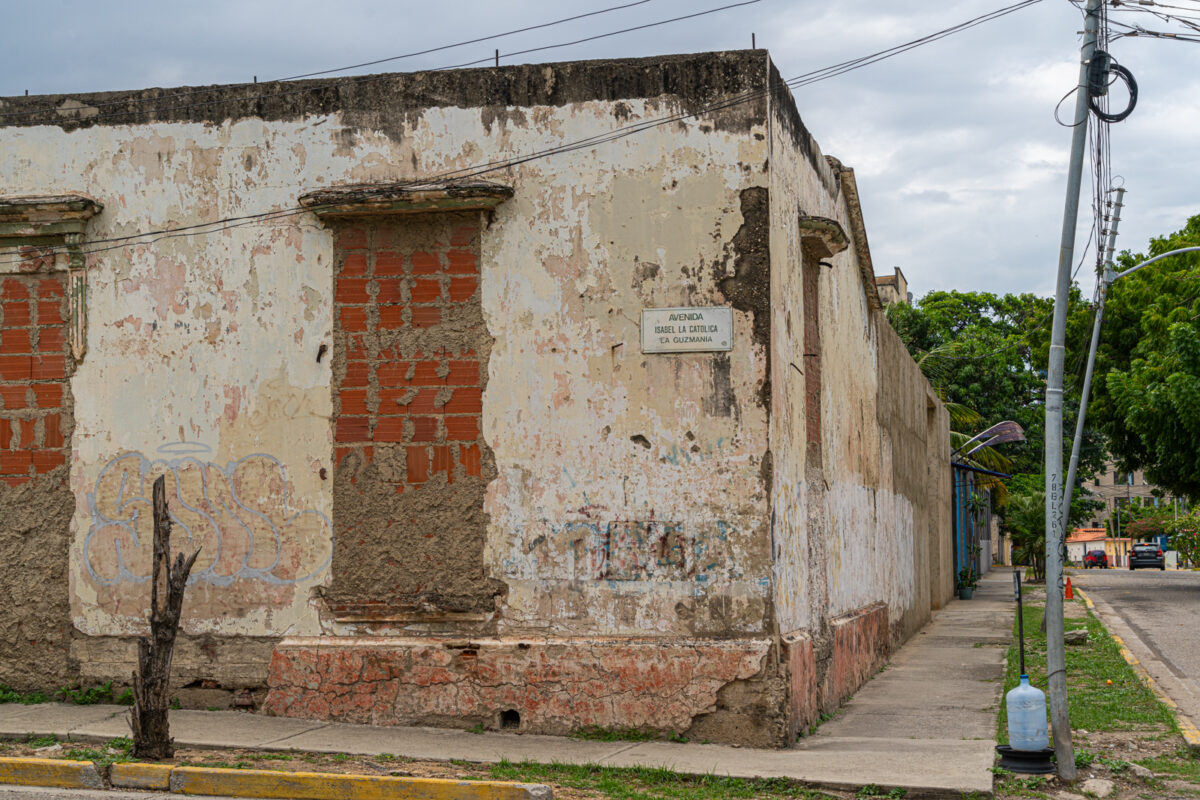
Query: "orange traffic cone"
1065 577 1074 600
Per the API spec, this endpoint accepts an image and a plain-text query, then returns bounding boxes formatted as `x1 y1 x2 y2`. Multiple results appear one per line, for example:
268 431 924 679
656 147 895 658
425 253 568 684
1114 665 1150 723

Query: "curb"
0 757 104 790
0 756 552 799
1075 587 1200 753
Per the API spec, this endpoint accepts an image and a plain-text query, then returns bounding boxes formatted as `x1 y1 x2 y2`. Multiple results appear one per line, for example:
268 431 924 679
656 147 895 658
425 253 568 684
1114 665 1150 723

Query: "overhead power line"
0 0 755 125
276 0 659 81
0 0 1046 267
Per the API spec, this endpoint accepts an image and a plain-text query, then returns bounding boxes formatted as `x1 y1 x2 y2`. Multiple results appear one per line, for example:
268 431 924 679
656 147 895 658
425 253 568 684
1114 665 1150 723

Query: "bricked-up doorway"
0 195 97 691
307 184 511 623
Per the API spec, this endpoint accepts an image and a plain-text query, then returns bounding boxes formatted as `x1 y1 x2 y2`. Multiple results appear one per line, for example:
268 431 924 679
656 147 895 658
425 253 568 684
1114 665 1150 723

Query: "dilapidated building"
0 50 950 746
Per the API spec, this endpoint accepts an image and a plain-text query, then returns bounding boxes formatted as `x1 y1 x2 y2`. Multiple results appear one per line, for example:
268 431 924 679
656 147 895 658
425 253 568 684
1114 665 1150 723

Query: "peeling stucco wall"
765 65 951 731
0 52 777 696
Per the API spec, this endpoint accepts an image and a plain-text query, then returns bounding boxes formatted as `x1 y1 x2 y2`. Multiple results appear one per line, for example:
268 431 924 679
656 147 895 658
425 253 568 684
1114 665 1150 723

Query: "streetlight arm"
1112 246 1200 281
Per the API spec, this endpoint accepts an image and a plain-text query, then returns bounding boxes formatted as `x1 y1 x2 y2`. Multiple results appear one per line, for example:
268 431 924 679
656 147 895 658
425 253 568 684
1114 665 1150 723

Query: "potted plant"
958 565 979 599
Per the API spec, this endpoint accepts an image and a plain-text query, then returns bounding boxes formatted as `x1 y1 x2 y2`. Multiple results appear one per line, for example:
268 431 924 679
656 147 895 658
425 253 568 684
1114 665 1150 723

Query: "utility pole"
1044 0 1103 780
1061 187 1124 538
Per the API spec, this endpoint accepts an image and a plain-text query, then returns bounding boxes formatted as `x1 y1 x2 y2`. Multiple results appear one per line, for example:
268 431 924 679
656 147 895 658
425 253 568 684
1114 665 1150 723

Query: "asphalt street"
1074 568 1200 727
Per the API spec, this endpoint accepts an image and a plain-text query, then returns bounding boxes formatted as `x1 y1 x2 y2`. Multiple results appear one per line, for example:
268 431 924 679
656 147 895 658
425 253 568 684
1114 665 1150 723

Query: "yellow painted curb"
111 760 173 790
1075 587 1200 753
169 766 553 800
0 756 103 790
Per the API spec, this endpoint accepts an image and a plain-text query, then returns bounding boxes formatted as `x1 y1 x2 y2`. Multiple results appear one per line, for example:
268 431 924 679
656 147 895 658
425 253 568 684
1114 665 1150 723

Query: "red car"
1084 550 1108 568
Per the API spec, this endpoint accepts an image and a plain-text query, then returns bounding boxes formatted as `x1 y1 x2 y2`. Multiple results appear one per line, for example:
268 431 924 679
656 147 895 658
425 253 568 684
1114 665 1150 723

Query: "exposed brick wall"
332 220 483 490
327 212 502 617
0 275 69 485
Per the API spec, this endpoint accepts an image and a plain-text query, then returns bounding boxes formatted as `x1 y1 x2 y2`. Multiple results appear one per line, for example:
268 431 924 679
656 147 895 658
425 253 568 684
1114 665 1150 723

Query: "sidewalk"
0 574 1013 799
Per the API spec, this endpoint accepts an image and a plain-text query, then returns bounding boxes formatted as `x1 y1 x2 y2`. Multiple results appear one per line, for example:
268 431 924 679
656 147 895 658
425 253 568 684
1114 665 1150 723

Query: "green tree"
1167 512 1200 567
1092 214 1200 498
888 289 1104 479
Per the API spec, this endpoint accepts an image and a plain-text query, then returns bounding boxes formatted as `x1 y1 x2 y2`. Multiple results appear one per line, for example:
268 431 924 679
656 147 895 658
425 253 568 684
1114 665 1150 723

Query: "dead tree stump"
131 475 200 760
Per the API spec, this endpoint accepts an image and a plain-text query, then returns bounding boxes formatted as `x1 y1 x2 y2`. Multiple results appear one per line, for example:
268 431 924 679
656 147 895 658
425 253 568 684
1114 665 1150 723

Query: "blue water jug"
1007 674 1049 750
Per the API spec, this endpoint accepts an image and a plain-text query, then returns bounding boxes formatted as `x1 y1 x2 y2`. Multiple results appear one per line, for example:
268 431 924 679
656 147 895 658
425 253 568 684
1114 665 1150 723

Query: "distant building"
875 267 911 305
1084 459 1184 535
1066 528 1106 563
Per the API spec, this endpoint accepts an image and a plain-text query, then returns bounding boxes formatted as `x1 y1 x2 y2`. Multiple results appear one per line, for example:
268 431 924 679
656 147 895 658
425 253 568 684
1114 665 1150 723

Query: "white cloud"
0 0 1195 299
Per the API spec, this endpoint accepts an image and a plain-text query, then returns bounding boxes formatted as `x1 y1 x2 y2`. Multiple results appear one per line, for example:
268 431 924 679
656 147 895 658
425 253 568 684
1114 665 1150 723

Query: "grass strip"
997 597 1175 744
487 760 838 800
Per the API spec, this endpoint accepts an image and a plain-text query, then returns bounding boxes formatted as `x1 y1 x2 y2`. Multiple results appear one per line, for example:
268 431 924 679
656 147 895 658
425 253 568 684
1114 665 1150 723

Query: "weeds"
59 737 134 770
55 682 114 706
0 685 49 705
571 726 659 742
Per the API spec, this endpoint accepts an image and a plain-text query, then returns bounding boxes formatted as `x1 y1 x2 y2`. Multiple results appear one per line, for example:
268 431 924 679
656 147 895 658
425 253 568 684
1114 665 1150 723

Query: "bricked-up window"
801 254 822 470
326 211 503 619
0 275 69 485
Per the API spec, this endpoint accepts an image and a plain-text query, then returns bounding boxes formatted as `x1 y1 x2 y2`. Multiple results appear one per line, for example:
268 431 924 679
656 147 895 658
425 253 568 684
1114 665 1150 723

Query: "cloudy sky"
4 0 1198 299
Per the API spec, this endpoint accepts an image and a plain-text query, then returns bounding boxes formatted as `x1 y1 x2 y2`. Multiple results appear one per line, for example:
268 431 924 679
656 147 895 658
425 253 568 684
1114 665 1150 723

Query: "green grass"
1137 749 1200 781
571 726 660 743
997 600 1176 744
486 760 837 800
25 735 57 748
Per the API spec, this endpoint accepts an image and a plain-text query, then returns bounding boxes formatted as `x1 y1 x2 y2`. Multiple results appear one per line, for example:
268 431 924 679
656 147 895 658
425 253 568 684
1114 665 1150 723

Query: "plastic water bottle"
1007 674 1049 750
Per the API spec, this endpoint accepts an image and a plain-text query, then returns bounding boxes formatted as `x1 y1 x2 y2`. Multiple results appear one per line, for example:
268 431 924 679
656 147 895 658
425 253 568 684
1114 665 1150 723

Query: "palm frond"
944 401 982 429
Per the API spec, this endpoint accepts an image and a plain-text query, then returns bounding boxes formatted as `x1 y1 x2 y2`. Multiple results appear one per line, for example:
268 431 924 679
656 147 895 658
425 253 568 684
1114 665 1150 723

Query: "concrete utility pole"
1044 0 1103 780
1061 187 1124 539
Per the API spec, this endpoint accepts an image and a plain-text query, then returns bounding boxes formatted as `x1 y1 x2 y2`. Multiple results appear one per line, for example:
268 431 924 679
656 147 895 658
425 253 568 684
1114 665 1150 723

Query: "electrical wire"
0 0 1047 267
0 0 753 125
0 0 659 121
274 0 659 81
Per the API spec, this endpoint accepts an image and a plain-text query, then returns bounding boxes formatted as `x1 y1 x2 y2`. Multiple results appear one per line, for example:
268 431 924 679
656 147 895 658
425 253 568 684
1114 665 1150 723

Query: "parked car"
1129 542 1165 571
1084 549 1108 568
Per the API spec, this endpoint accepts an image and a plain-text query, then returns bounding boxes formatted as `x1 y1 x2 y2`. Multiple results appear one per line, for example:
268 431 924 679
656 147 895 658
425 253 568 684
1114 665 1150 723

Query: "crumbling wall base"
264 636 782 744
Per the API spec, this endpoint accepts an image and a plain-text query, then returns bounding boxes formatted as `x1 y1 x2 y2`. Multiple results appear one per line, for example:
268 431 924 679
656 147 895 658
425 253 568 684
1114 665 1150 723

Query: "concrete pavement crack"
599 742 641 761
258 722 332 747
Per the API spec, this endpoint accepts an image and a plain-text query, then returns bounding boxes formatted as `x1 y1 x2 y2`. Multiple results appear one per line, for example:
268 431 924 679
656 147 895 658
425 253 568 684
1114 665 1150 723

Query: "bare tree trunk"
131 475 200 760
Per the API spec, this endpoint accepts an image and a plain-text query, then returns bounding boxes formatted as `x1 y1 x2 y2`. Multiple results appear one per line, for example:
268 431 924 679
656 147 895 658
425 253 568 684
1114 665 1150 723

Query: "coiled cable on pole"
1087 49 1138 122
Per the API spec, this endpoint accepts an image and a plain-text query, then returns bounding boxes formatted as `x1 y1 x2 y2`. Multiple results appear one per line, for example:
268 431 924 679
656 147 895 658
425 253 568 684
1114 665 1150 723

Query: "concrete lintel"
0 194 102 238
0 194 100 361
797 216 849 259
300 181 513 220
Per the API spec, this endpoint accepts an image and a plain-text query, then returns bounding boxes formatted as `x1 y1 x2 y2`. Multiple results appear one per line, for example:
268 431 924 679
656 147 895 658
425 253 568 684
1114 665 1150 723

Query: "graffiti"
509 516 744 582
84 443 331 587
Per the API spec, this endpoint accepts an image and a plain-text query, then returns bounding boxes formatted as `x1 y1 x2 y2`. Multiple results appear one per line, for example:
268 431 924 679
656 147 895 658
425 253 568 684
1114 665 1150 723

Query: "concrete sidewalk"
0 574 1013 799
